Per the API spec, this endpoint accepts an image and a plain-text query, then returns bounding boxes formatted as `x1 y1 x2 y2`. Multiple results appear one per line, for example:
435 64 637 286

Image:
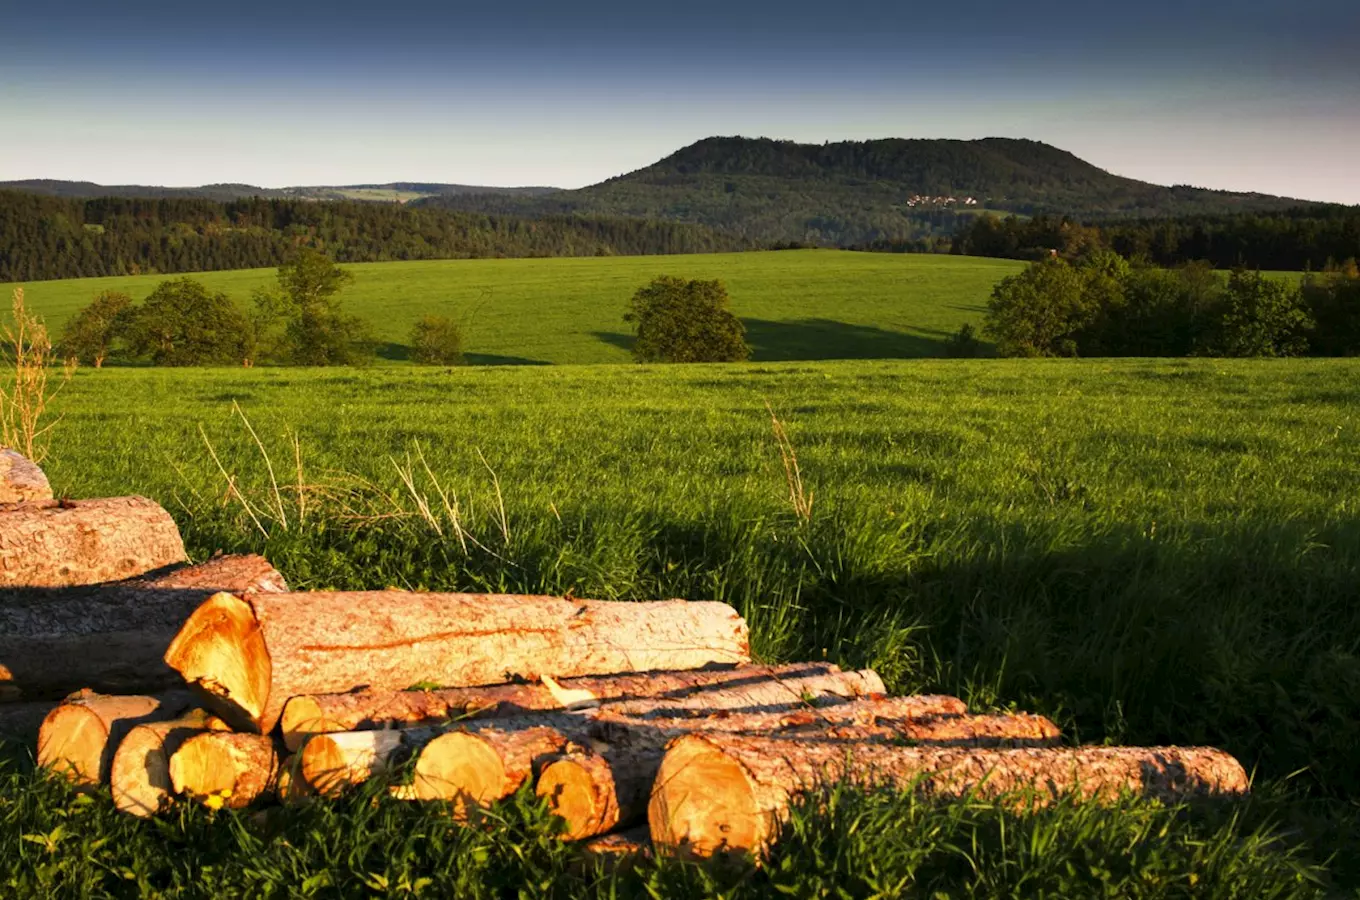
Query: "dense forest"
0 191 747 282
952 207 1360 271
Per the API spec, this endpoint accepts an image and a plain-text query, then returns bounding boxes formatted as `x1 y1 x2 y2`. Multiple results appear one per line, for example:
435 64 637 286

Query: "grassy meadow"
6 251 1023 364
3 357 1358 896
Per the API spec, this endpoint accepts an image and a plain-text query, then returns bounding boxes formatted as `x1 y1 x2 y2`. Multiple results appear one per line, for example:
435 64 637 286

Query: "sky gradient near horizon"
2 0 1358 203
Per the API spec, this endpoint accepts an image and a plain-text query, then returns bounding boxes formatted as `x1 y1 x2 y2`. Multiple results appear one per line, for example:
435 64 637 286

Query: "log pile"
3 450 1253 859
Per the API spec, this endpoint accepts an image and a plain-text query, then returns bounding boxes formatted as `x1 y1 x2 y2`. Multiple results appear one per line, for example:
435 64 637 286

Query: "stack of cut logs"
2 450 1251 858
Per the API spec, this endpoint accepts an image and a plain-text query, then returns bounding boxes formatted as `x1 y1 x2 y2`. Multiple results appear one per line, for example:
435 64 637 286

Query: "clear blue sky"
2 0 1357 202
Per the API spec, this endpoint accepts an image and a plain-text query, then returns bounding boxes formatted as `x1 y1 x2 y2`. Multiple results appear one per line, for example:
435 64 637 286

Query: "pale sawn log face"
0 555 287 702
110 710 231 817
0 449 52 505
0 497 186 589
169 732 279 809
167 591 750 735
37 692 188 787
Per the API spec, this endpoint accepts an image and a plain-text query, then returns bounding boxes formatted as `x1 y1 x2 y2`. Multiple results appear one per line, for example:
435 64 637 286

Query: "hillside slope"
421 136 1316 246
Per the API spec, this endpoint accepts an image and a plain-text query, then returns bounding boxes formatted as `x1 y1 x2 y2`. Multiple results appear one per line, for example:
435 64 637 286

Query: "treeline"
979 252 1360 359
953 208 1360 271
0 191 748 282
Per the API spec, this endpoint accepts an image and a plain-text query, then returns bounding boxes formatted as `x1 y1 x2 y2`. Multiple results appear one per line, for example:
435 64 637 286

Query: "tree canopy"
625 276 751 363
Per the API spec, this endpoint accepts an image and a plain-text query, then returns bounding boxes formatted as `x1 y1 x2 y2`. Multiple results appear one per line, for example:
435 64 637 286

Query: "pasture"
6 251 1023 364
4 357 1358 895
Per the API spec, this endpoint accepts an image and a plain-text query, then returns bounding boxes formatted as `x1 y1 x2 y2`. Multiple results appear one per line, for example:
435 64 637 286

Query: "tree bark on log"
649 734 1251 857
281 662 880 751
538 700 1032 841
0 555 287 701
0 449 51 505
169 732 279 809
165 591 750 735
110 709 231 817
37 690 191 787
0 497 186 588
296 671 905 797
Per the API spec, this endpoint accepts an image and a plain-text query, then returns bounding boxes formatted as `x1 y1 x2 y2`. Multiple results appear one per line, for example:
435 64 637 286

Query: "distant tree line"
953 208 1360 272
0 191 749 282
980 252 1359 358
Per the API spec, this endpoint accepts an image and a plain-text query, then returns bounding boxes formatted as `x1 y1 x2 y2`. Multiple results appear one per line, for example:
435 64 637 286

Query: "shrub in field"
123 278 254 366
253 248 374 366
58 290 132 367
942 323 984 357
1209 270 1313 358
625 276 750 363
1300 259 1360 356
983 257 1096 356
410 315 465 365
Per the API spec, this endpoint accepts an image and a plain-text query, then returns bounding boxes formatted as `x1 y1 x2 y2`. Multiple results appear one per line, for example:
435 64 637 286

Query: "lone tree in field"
254 248 373 366
625 276 750 363
409 315 464 365
60 291 133 367
123 278 253 366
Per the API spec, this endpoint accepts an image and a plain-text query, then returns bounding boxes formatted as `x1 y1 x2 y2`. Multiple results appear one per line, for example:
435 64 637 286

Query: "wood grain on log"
0 497 186 589
0 555 287 701
169 732 279 809
37 690 191 787
110 709 231 817
166 591 750 734
0 449 52 505
281 662 879 751
649 734 1250 857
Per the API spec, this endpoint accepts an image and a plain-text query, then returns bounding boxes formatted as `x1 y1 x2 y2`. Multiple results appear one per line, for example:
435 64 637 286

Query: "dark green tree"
624 276 750 363
123 278 253 366
59 290 132 367
409 315 465 365
1300 259 1360 356
1209 270 1313 357
983 257 1097 357
257 249 373 365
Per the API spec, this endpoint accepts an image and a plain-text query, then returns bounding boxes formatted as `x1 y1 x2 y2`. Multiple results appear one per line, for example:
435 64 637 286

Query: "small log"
0 497 186 588
110 709 230 817
649 735 1251 857
281 662 881 751
538 699 1024 841
0 449 51 505
37 690 191 787
296 670 902 797
0 555 287 701
169 732 279 809
165 591 750 734
276 754 314 805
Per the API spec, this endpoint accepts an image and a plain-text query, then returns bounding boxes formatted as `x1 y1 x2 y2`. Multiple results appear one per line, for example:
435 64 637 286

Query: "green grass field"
6 251 1023 364
4 357 1358 896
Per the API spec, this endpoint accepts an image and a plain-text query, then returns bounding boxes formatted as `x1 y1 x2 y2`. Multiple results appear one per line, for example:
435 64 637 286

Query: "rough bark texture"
110 709 231 817
649 734 1251 856
0 497 186 589
281 663 879 751
538 699 1017 840
37 690 190 787
169 732 279 809
166 591 750 734
0 555 287 701
0 449 51 505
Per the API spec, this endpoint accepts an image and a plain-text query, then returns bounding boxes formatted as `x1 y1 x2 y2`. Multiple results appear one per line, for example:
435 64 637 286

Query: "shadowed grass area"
3 356 1358 894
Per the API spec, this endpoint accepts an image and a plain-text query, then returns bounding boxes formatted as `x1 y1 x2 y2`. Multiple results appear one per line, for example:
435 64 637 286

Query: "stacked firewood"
2 451 1251 858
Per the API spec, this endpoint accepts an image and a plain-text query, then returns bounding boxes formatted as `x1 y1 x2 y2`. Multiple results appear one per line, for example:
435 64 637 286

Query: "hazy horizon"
4 0 1357 204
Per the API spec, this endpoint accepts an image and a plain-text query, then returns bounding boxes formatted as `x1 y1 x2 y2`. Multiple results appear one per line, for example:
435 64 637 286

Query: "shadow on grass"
464 354 551 367
593 320 946 361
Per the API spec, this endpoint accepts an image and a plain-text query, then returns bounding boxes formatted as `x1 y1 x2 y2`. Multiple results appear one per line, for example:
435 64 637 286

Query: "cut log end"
412 732 506 813
300 730 404 797
36 705 109 785
538 755 617 841
0 448 52 505
648 735 760 858
280 696 340 751
169 732 278 809
111 711 230 817
163 592 270 732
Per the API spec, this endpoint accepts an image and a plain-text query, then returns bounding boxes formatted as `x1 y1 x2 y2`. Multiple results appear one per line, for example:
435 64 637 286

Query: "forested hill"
0 191 747 282
419 136 1321 247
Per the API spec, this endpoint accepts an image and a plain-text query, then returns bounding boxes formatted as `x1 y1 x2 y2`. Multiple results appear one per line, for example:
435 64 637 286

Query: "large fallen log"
0 555 287 701
0 700 59 743
0 449 51 505
540 708 1059 840
649 735 1251 857
296 668 897 796
165 591 750 734
280 662 878 751
0 497 186 588
37 690 191 787
110 709 231 817
169 732 279 809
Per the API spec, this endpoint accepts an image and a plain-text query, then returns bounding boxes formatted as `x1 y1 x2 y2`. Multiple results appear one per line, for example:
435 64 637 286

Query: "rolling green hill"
422 136 1320 246
9 250 1022 365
